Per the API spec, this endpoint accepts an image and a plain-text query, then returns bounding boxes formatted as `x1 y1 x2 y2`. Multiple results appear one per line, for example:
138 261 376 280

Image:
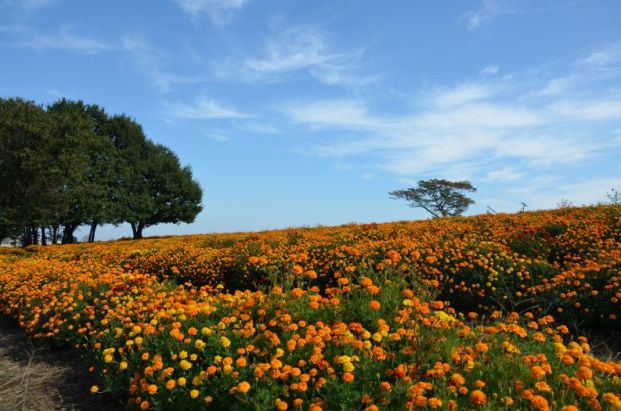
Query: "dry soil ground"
0 317 124 411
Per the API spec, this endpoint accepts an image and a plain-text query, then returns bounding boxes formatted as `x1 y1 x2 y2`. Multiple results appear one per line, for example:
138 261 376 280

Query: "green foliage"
389 179 476 217
0 97 204 244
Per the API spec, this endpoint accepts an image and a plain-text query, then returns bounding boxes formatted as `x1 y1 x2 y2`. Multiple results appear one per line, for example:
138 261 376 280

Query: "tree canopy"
0 96 203 244
389 179 476 218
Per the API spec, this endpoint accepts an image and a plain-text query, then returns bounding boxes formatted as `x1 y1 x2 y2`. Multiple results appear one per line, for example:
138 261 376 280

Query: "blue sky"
2 0 621 239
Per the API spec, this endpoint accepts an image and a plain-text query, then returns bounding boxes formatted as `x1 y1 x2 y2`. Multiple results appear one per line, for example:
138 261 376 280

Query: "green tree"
47 99 108 244
0 97 53 245
106 115 203 239
389 179 476 217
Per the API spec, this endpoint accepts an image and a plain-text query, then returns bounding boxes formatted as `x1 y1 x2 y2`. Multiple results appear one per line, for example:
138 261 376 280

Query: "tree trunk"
136 224 143 239
88 222 97 242
31 225 38 245
40 227 47 246
52 225 59 244
23 227 32 247
130 222 137 239
62 225 75 244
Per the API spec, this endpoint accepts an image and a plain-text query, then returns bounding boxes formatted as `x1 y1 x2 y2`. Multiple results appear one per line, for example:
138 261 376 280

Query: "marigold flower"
368 300 381 311
470 390 487 406
237 381 251 393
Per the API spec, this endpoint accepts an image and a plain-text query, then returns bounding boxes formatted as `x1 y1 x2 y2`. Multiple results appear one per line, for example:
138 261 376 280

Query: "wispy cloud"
575 43 621 67
220 25 378 88
484 166 524 182
481 65 499 75
429 83 497 108
13 26 112 54
462 0 588 31
165 97 247 120
281 46 621 180
121 35 204 93
1 0 59 13
171 0 250 25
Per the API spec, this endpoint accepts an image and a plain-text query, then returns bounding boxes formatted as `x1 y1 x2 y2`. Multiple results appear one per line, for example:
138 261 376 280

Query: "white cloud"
430 83 496 108
575 44 621 67
121 35 204 93
14 26 112 54
484 167 524 182
224 25 377 88
462 0 588 31
246 27 333 73
550 99 621 120
1 0 58 13
166 97 247 120
282 55 618 179
285 99 380 130
511 177 621 209
171 0 250 24
462 0 513 31
481 65 499 75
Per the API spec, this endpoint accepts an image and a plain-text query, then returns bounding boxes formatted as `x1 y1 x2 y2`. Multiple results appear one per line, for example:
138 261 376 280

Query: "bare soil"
0 317 125 411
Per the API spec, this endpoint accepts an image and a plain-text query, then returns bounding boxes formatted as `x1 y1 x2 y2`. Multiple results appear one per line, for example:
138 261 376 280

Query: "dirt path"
0 318 125 411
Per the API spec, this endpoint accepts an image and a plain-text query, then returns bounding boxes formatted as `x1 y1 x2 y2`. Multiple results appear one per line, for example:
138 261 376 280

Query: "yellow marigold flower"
428 397 442 409
178 377 187 386
220 336 231 348
103 354 113 363
190 389 199 399
195 339 206 349
90 385 99 393
180 360 192 370
201 327 212 336
119 361 128 371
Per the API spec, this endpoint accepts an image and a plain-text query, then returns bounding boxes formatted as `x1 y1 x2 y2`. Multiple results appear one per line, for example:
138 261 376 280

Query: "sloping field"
1 206 620 410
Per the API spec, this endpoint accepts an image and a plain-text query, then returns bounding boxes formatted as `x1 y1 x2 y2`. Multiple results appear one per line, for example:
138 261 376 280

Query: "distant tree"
556 199 573 209
389 179 476 218
607 188 621 205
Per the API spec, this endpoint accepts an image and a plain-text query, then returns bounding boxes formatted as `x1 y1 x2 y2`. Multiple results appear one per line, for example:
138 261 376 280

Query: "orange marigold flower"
237 381 251 393
450 373 466 386
530 395 550 411
470 390 487 406
342 372 355 383
575 366 593 380
530 365 546 380
428 397 442 409
275 398 289 411
369 300 381 311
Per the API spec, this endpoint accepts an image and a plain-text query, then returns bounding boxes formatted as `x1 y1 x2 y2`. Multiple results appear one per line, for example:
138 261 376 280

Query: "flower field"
1 206 620 410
